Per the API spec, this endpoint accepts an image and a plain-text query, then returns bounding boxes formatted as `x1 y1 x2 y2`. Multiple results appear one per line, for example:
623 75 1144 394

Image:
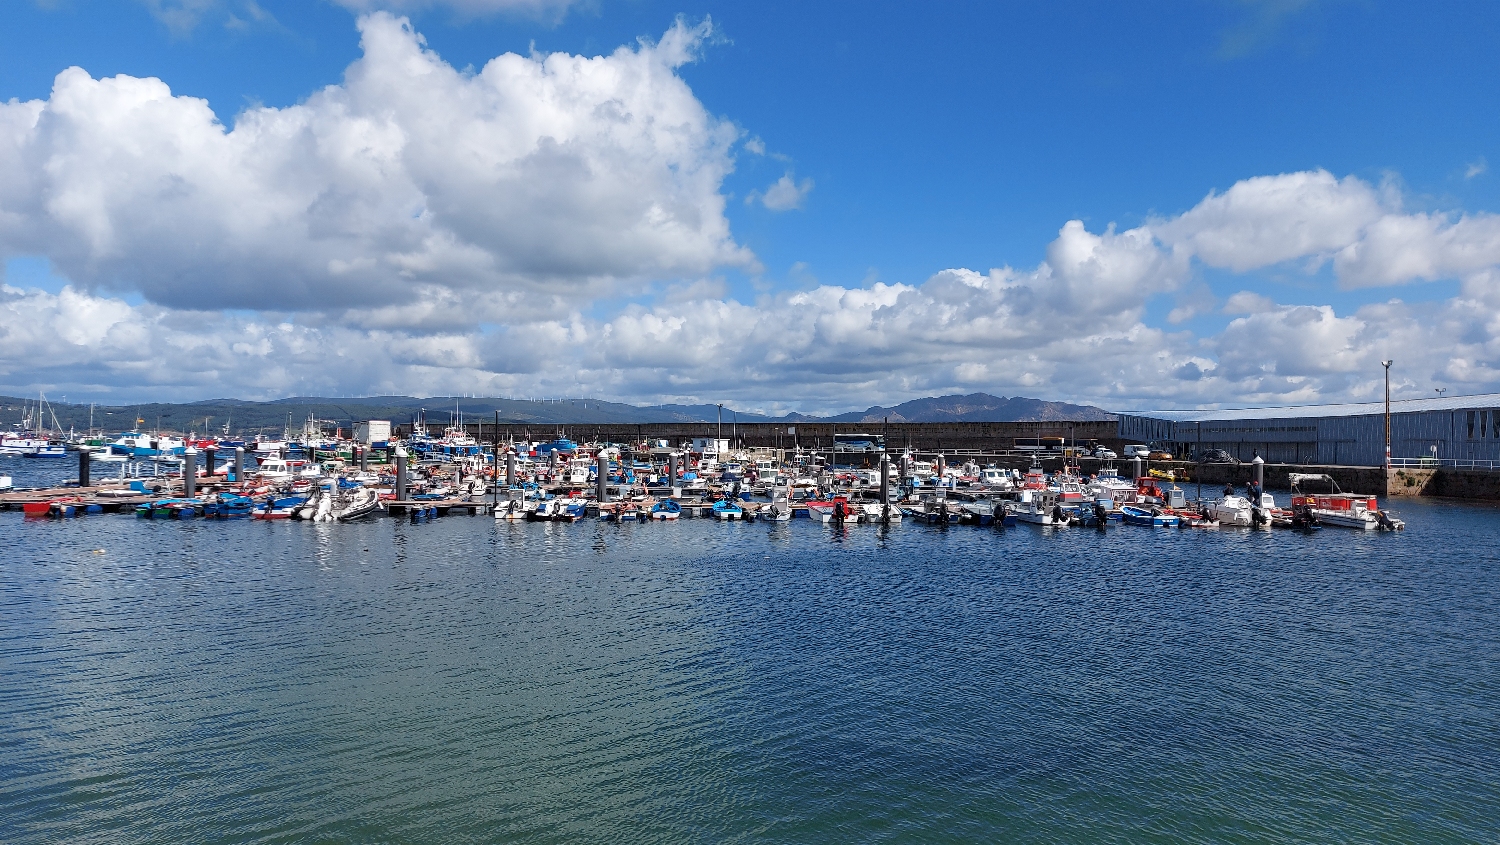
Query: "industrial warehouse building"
1119 393 1500 467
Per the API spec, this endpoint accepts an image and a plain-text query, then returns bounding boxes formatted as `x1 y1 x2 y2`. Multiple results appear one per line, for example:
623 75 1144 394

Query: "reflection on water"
2 499 1498 843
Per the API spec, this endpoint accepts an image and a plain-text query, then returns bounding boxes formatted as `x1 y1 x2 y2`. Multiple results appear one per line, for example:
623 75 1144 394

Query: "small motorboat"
860 502 901 523
335 487 381 521
1009 491 1065 526
1120 504 1180 527
551 499 587 522
493 498 528 521
958 501 995 526
252 494 306 520
1208 493 1273 528
650 499 681 521
295 489 328 521
712 498 744 520
207 494 255 518
494 490 530 521
58 502 104 517
805 497 854 524
29 497 90 517
762 493 793 521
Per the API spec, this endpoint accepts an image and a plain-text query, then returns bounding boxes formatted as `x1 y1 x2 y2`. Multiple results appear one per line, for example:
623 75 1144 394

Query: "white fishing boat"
979 465 1014 491
253 437 288 454
1008 491 1065 526
109 432 186 458
1089 466 1137 503
494 489 532 521
762 483 794 521
565 457 592 486
1209 491 1274 528
0 433 48 455
254 456 295 480
753 459 779 484
1209 495 1254 527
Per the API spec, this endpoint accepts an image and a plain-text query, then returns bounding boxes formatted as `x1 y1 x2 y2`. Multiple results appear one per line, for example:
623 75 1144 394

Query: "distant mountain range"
805 393 1116 423
0 392 1113 435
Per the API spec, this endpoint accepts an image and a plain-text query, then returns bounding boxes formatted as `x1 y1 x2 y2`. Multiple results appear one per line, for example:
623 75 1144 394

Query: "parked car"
1193 449 1240 464
1147 450 1174 461
1093 446 1118 460
1122 444 1151 457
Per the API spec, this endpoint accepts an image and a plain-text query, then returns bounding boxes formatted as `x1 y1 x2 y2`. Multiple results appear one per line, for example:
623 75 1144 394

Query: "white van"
1123 444 1151 457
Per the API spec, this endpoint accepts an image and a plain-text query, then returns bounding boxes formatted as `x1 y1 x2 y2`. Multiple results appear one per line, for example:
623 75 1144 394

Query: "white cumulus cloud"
0 13 752 319
1156 170 1383 272
749 172 814 211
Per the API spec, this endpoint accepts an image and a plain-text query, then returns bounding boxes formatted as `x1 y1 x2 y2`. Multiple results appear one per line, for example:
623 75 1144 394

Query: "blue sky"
2 1 1500 411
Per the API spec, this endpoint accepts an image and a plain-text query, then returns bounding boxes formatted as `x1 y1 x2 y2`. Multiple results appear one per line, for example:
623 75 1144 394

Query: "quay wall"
1386 467 1500 499
415 420 1122 453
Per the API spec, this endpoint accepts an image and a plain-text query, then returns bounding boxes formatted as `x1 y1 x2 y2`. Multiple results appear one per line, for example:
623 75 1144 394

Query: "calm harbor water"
3 455 1499 843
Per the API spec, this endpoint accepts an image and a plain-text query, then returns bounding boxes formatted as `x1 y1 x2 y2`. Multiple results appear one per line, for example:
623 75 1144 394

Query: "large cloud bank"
2 16 1500 411
0 13 748 319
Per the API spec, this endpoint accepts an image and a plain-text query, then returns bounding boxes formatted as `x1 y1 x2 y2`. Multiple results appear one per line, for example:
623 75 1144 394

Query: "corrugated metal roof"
1122 392 1500 423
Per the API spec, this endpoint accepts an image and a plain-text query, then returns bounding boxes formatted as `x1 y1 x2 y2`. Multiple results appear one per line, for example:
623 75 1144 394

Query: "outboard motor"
1052 504 1066 524
1291 503 1319 530
1094 500 1108 528
1376 510 1397 531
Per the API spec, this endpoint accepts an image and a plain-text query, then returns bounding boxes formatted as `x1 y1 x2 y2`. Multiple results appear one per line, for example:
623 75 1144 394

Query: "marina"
0 428 1406 533
0 401 1421 533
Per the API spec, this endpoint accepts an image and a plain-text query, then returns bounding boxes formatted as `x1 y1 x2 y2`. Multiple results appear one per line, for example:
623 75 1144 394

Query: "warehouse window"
1494 411 1499 438
1468 410 1476 438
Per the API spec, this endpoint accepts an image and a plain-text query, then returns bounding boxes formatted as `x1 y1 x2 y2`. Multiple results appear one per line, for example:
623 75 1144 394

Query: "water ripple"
1 500 1497 843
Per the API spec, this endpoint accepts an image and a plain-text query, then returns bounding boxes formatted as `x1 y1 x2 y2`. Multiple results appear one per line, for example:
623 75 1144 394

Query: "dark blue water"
2 459 1499 842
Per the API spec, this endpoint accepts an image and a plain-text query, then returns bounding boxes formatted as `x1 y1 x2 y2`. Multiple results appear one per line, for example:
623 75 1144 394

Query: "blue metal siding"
1120 407 1500 466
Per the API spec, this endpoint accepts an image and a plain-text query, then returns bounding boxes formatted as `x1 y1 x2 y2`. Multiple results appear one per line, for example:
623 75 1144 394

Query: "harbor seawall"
1147 463 1500 500
433 420 1122 453
1386 467 1500 499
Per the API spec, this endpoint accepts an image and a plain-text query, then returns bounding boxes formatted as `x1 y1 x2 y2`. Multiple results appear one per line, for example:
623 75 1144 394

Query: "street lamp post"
1382 360 1392 469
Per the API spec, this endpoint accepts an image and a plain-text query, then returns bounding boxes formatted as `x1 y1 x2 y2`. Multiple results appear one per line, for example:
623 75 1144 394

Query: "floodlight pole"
1382 360 1392 470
